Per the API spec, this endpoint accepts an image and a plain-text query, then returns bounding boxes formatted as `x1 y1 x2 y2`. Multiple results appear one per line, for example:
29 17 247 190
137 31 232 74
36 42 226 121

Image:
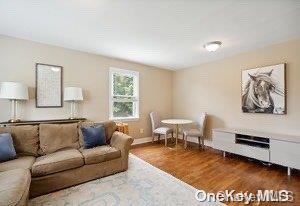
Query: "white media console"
212 128 300 176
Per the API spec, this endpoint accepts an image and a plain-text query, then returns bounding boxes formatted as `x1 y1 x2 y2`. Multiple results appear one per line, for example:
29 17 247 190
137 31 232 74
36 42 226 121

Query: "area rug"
30 154 224 206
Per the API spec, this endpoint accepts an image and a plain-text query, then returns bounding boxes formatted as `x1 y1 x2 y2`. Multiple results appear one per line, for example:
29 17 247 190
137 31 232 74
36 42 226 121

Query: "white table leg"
176 124 179 146
287 167 291 176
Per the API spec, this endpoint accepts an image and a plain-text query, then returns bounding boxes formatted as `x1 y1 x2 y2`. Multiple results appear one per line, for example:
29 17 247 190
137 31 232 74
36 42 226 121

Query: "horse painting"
242 64 285 114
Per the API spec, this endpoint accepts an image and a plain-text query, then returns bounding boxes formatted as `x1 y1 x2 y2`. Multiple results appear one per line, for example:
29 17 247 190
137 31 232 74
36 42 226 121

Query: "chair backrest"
197 113 207 136
149 111 160 132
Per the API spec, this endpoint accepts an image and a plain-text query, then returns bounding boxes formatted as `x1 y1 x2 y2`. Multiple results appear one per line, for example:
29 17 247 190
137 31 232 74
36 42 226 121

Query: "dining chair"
149 111 173 146
182 113 207 149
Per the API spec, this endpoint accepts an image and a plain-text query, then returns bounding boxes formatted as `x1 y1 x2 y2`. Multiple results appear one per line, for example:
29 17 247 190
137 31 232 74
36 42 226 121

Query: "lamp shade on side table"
64 87 83 119
0 82 29 122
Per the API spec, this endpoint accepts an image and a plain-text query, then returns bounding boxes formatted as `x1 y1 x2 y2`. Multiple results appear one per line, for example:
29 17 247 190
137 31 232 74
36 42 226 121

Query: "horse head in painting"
242 69 284 113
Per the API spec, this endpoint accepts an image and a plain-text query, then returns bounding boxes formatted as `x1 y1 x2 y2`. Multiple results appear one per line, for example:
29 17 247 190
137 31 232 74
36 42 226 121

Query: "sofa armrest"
110 131 134 170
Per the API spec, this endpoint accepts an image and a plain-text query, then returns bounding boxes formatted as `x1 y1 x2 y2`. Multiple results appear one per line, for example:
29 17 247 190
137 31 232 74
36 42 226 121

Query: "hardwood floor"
131 142 300 206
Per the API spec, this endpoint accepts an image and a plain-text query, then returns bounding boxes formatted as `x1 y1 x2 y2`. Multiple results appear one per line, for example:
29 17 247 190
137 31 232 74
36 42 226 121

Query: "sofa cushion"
39 123 79 155
32 149 84 177
81 125 106 149
0 169 31 206
0 133 16 162
0 156 35 172
81 145 121 165
100 121 117 144
0 125 39 156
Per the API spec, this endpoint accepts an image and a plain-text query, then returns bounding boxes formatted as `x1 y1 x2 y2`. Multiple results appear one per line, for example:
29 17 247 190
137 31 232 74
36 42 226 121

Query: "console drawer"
235 144 270 162
213 139 235 153
270 139 300 169
213 131 235 143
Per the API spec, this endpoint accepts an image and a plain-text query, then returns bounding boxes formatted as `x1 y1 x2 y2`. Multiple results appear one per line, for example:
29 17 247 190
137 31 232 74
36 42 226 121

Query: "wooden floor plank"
131 142 300 206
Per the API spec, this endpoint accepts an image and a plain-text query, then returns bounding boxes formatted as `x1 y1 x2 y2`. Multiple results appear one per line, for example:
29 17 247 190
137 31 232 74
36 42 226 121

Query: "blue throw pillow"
0 133 17 162
81 125 106 149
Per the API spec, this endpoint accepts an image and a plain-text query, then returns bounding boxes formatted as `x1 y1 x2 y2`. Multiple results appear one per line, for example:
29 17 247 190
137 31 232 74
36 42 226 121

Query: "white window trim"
109 67 139 121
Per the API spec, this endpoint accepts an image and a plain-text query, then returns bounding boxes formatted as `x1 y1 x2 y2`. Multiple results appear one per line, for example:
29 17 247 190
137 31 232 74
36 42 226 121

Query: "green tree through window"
113 74 133 96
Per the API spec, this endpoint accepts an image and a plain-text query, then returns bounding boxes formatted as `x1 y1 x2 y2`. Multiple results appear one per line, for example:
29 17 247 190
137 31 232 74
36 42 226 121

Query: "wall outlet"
139 129 144 134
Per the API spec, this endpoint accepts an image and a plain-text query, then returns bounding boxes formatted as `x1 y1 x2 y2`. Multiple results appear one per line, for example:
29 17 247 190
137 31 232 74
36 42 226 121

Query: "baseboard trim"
133 136 213 147
132 137 153 145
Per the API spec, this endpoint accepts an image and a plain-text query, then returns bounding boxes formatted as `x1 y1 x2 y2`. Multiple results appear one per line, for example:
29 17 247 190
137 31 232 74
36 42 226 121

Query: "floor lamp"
0 82 29 122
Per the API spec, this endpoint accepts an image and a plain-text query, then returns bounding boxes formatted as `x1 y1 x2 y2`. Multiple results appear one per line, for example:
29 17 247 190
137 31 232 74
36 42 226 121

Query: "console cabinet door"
212 131 235 153
270 139 300 170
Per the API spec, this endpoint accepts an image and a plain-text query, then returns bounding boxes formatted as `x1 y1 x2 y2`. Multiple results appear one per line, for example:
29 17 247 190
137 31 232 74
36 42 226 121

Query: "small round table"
161 119 193 146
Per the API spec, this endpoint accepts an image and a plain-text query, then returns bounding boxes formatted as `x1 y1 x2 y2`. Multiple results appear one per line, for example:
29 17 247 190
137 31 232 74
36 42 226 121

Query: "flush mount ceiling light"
204 41 222 52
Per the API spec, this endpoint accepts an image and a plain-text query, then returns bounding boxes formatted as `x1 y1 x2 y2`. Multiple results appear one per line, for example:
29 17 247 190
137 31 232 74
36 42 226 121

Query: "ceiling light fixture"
204 41 222 52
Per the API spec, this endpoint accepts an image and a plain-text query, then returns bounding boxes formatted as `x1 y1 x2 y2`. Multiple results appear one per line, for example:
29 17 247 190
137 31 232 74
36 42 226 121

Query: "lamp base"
8 119 21 123
68 117 78 120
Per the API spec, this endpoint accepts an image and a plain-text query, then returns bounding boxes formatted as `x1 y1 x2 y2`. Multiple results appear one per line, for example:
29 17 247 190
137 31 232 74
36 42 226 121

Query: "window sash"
112 99 137 103
112 95 138 102
111 71 138 97
111 100 139 119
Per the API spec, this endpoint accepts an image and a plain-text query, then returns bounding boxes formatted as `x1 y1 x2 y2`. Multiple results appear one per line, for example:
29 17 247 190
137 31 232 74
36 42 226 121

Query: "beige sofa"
0 121 133 206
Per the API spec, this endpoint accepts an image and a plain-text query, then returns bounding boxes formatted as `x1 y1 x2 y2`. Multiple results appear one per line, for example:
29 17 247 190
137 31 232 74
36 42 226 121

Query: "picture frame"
36 63 63 108
241 63 286 115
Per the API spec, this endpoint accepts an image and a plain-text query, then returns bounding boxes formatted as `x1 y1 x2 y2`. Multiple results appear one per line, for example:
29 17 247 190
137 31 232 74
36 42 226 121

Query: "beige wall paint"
0 35 173 139
173 39 300 140
1 35 299 141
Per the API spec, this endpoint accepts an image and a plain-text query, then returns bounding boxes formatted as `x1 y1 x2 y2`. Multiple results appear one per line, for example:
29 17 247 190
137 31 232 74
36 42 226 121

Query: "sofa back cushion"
100 121 117 144
78 121 117 148
0 125 39 156
0 133 16 162
39 123 79 155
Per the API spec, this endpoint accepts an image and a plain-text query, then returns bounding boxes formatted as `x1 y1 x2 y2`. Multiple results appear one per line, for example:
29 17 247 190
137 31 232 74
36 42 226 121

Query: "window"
109 68 139 120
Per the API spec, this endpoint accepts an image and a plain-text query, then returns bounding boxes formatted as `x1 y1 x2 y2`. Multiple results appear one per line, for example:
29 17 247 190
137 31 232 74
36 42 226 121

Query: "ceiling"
0 0 300 70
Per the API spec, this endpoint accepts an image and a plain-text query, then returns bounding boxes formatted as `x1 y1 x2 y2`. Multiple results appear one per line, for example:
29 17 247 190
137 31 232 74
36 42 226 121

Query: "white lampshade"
64 87 83 101
0 82 29 100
